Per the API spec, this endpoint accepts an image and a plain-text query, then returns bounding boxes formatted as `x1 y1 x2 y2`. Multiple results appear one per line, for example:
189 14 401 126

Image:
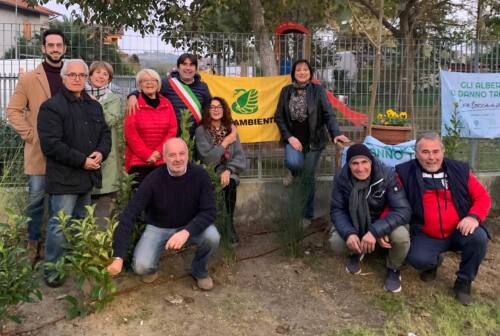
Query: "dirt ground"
3 217 500 336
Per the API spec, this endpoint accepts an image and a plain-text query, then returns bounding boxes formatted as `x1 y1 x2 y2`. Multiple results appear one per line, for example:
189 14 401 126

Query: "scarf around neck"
289 81 309 123
348 176 372 236
85 81 112 101
207 124 229 146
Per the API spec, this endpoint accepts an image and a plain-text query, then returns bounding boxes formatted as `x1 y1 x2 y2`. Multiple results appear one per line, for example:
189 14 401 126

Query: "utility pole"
15 0 19 59
470 0 483 170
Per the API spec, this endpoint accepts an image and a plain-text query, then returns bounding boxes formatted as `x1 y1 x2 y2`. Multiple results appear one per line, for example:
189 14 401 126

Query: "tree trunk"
367 0 385 135
248 0 278 76
397 3 416 127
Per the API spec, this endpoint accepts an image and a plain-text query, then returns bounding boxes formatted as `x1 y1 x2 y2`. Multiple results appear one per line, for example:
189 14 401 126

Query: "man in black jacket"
38 59 111 287
330 144 411 292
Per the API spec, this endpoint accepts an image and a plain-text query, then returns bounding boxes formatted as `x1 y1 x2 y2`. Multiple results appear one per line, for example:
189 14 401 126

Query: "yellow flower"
377 113 384 121
384 121 389 125
399 112 408 119
386 109 397 118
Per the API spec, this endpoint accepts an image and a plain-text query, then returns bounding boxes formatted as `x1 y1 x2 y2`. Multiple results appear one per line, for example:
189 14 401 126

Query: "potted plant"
368 108 412 144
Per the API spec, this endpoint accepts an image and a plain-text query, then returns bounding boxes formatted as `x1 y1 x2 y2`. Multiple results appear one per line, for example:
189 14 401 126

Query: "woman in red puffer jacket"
124 69 177 186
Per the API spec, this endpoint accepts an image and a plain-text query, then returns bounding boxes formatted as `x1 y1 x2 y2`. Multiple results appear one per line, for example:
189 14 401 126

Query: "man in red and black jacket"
396 133 491 305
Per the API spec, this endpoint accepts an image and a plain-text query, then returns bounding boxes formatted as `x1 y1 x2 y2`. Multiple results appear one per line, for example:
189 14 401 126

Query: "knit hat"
346 144 374 164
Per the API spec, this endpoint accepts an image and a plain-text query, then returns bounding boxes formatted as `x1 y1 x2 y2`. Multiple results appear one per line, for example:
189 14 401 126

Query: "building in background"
0 0 60 57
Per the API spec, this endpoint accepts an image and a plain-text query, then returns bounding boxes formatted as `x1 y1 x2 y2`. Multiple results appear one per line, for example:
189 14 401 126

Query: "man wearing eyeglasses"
37 59 111 287
7 29 67 263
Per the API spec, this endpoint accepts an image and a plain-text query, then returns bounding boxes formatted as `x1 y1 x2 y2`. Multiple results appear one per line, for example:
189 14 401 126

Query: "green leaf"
66 306 81 320
63 295 79 307
34 289 43 300
8 314 22 324
98 287 106 300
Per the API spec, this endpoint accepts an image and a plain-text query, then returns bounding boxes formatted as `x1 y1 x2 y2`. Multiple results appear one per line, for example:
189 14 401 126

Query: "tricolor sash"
168 77 203 123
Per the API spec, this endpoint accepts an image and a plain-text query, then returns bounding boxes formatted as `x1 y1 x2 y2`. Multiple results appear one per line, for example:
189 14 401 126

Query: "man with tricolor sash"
127 53 211 136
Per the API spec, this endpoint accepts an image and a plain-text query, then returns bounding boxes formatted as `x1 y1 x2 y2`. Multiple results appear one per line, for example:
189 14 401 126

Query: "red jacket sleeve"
124 113 154 162
467 172 491 222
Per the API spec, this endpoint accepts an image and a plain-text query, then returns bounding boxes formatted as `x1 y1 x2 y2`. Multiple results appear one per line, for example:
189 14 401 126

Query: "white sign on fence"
440 69 500 138
341 136 416 168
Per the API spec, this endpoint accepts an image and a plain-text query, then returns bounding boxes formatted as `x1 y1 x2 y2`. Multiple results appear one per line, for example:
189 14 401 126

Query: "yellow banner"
200 72 291 143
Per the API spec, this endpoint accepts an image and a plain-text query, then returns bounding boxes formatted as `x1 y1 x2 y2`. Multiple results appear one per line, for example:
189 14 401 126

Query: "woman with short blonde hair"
135 69 162 92
125 68 177 185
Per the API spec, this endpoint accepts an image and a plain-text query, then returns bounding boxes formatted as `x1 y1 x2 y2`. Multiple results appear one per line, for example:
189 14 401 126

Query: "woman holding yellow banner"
275 59 350 227
196 97 246 244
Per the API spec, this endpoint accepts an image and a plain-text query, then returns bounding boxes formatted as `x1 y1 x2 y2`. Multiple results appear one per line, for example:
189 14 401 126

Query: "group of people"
6 29 491 305
6 29 244 291
330 138 490 305
274 58 491 305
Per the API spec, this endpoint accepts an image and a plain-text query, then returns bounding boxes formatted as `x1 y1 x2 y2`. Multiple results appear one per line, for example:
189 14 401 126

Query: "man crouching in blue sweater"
107 138 219 290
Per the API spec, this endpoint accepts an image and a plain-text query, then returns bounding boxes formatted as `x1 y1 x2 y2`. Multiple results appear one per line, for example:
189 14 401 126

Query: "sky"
43 1 79 17
42 1 174 54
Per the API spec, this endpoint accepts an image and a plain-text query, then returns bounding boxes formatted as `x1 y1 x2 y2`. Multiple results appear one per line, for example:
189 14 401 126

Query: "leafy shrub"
443 102 464 160
46 207 117 319
180 109 235 258
0 209 42 327
0 119 24 187
279 175 309 257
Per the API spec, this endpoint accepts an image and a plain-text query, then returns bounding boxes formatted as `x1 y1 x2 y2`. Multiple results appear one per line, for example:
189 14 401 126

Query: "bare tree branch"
353 0 402 37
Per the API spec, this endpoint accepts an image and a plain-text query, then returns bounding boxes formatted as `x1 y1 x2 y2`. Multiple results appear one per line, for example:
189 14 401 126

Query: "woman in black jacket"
275 59 349 226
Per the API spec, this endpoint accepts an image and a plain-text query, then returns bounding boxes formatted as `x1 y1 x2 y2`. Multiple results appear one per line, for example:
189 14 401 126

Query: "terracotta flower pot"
366 125 413 145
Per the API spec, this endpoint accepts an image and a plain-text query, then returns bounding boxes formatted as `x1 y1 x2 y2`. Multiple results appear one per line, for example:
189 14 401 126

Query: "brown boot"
26 240 39 264
196 276 214 291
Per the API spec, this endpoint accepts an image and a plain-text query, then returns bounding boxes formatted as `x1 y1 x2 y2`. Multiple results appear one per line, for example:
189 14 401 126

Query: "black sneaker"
383 268 402 293
419 255 443 282
453 278 472 306
345 254 363 274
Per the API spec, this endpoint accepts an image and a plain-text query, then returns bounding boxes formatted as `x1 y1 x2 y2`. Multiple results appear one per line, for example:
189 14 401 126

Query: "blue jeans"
133 224 220 279
284 144 322 219
44 193 91 266
407 227 489 282
26 175 47 241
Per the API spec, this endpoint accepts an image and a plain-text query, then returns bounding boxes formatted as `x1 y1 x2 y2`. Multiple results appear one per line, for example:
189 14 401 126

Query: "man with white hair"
107 138 219 291
38 59 111 287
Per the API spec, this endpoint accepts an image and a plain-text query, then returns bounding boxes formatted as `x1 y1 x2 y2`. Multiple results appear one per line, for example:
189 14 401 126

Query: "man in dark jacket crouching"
38 59 111 287
330 144 411 293
396 133 491 305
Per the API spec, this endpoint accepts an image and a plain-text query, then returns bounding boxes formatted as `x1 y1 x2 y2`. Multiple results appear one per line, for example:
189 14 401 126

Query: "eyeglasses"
45 43 64 48
210 105 223 110
65 73 88 80
140 79 157 84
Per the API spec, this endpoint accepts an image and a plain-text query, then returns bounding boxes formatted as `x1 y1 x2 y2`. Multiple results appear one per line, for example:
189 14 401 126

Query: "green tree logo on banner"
232 88 258 114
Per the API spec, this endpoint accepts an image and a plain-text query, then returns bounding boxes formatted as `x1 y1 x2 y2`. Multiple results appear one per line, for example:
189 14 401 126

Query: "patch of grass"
303 254 334 274
376 292 500 336
116 306 153 326
322 326 378 336
323 292 500 336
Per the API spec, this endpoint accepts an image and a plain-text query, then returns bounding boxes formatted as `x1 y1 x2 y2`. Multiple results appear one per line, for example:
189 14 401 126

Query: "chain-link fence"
1 23 499 186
